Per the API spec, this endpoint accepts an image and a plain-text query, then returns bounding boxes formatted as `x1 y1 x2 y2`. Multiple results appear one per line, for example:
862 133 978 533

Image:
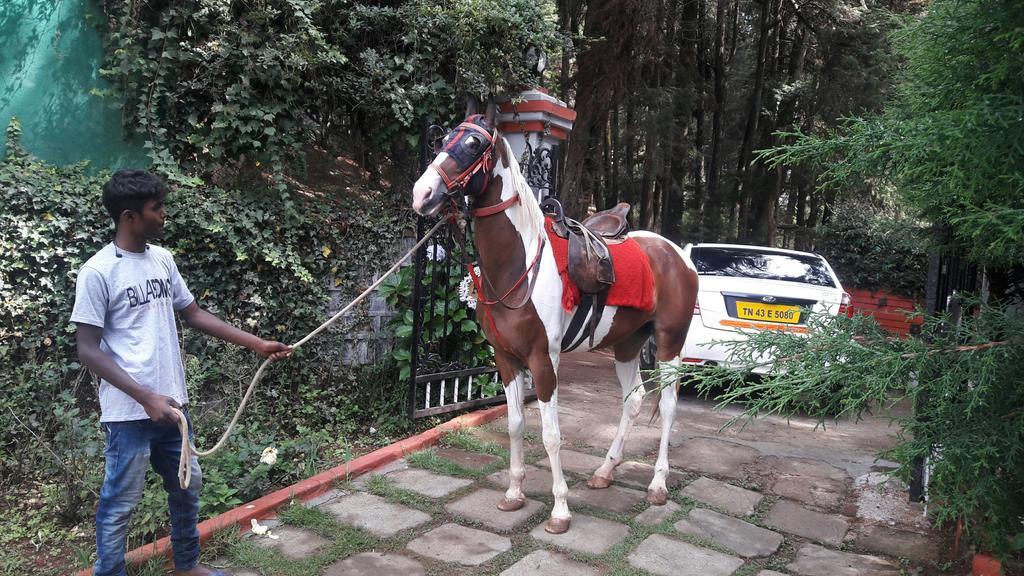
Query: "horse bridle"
431 118 543 316
432 120 498 196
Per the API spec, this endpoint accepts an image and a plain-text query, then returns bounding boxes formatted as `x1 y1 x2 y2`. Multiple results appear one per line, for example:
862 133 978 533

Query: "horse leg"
498 371 528 511
587 356 643 489
529 351 571 534
647 356 681 505
538 388 572 533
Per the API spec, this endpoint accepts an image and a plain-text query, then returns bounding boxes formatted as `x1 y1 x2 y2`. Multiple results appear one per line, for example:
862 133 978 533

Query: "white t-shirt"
71 243 195 422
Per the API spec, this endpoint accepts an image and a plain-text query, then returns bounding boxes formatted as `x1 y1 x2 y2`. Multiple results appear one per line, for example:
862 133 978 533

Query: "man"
72 169 292 576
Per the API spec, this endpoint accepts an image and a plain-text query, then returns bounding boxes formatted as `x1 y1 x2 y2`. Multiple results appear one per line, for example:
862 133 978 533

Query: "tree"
763 0 1024 267
558 0 658 218
98 0 562 184
556 0 903 246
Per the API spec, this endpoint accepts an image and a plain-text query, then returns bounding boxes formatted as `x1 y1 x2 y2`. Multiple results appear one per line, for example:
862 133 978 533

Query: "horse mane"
499 136 546 244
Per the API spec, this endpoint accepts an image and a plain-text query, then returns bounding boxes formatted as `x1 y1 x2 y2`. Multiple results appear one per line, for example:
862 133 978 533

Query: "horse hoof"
497 497 526 512
545 517 571 534
587 475 613 489
646 489 668 506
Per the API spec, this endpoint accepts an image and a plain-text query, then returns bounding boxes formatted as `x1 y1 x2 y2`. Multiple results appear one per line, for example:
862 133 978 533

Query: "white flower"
458 268 479 310
369 427 377 434
260 446 278 466
426 244 447 261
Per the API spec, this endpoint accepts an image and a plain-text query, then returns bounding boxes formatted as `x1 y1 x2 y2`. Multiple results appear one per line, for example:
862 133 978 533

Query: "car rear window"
690 247 836 287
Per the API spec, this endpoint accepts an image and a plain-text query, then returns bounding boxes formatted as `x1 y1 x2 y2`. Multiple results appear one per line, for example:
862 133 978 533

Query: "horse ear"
485 95 496 127
465 95 480 118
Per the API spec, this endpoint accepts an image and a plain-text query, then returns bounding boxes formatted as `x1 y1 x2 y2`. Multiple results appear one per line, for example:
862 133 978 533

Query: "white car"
642 243 849 373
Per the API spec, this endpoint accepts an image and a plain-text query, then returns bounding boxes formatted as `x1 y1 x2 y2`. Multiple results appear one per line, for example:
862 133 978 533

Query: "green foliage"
761 0 1024 268
98 0 562 179
660 307 1024 556
815 200 928 295
0 120 114 525
418 0 561 97
198 424 337 513
377 257 495 392
99 0 345 180
749 0 1024 559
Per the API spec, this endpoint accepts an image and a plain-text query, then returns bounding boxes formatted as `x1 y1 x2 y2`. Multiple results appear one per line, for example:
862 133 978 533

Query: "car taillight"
839 292 852 317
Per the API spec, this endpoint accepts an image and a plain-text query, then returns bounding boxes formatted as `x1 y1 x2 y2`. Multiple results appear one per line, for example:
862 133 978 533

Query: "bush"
666 306 1024 558
815 200 928 296
98 0 563 179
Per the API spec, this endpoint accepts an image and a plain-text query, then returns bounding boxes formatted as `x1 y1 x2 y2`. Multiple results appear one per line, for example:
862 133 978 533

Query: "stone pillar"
496 88 576 201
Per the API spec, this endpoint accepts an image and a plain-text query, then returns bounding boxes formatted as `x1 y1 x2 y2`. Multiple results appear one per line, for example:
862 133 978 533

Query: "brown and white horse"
411 110 698 534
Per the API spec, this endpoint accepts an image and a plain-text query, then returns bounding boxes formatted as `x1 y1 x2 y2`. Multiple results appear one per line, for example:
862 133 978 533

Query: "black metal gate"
909 246 982 501
404 120 557 418
924 248 980 315
405 214 506 419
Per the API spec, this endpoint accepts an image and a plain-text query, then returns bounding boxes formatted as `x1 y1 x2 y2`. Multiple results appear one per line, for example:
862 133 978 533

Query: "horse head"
412 106 498 217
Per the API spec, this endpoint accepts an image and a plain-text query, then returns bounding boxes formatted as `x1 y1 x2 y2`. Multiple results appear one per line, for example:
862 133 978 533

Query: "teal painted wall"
0 0 149 169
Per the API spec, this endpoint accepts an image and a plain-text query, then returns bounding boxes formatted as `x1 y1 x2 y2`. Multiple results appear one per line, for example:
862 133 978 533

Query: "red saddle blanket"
544 217 655 312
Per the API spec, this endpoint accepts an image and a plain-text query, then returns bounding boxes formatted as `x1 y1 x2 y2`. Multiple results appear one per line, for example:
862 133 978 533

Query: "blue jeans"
94 411 203 576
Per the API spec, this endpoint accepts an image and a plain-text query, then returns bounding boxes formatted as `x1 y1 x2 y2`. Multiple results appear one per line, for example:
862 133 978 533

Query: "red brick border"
74 404 508 575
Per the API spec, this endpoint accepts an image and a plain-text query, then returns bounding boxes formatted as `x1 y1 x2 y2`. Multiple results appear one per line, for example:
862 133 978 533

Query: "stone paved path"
209 351 942 575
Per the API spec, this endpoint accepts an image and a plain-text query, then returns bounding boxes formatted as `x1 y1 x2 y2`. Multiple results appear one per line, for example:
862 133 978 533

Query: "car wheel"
639 335 657 372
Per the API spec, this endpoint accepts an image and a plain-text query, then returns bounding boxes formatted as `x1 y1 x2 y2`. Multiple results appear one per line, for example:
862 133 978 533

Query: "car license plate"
736 301 801 324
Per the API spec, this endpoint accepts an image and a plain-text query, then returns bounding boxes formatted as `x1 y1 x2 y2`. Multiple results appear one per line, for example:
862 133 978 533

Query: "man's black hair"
101 169 169 227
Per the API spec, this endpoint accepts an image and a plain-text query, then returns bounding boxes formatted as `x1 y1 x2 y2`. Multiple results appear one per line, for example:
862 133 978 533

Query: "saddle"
541 197 632 346
542 198 631 290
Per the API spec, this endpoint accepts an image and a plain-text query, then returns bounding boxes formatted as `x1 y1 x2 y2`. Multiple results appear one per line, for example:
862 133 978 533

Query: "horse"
411 107 698 534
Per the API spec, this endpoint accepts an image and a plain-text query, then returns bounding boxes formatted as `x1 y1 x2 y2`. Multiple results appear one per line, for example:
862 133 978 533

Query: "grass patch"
524 446 548 464
225 504 379 576
406 448 506 479
440 429 506 456
600 524 654 566
364 474 445 514
748 493 778 525
200 526 244 566
669 491 701 513
732 564 766 576
127 558 167 576
607 567 650 576
278 504 348 537
474 536 546 575
229 539 324 576
635 503 691 534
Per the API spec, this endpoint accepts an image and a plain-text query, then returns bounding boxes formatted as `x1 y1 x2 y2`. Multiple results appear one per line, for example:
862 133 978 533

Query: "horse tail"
647 373 680 425
648 400 660 425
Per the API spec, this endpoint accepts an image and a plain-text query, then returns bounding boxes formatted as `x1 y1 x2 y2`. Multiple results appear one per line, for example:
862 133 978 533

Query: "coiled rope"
171 219 447 489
